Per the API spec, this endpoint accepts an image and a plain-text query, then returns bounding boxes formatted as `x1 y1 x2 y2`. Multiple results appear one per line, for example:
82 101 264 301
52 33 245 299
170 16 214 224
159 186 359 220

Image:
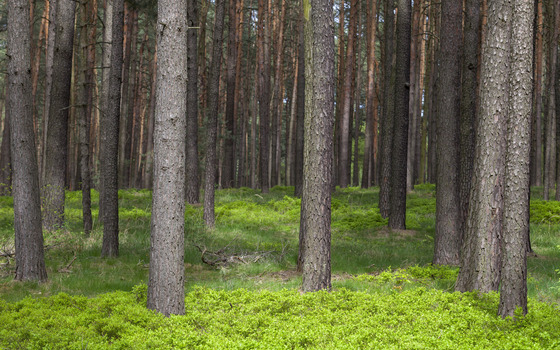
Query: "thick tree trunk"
433 0 462 266
43 0 76 231
301 0 335 292
186 0 200 203
148 0 188 316
8 0 48 282
203 0 226 228
101 0 124 258
499 0 533 318
456 0 511 293
378 0 395 218
388 0 411 230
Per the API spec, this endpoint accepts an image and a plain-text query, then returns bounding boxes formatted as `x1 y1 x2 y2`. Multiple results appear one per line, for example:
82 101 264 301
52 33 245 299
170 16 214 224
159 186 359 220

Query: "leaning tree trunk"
300 0 335 292
388 0 411 229
101 0 124 258
42 0 76 231
203 0 226 228
8 0 48 282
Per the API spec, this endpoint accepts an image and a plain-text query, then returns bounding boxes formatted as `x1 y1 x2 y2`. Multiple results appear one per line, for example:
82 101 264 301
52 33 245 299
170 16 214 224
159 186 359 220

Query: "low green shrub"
1 286 558 349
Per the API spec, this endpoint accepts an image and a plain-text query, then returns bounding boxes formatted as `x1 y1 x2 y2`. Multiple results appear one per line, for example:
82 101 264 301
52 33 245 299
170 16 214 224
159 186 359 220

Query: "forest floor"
0 185 559 348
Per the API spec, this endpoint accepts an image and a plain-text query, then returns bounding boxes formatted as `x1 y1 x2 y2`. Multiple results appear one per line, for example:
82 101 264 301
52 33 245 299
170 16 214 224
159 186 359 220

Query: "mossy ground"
0 185 559 348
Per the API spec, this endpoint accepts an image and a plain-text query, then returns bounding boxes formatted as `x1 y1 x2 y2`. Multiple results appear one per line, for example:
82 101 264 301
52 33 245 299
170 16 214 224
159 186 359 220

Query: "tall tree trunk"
338 0 358 189
258 0 271 193
143 51 157 189
186 0 200 203
101 0 124 258
388 0 411 230
456 0 511 293
531 0 543 187
203 0 226 228
147 0 188 317
100 0 113 189
8 0 48 282
362 0 377 189
43 0 76 231
406 0 419 192
294 18 305 198
222 0 239 189
234 0 246 187
378 0 395 218
543 1 558 201
352 10 363 187
433 0 462 265
286 50 299 186
300 0 335 292
499 0 533 318
459 0 480 239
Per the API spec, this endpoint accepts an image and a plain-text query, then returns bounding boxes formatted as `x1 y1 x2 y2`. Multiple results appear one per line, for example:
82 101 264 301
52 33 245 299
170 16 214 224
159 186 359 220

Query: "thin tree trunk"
101 0 124 258
294 17 305 198
0 90 11 196
203 0 226 228
388 0 411 230
379 0 395 218
531 0 543 187
258 0 271 193
186 0 200 203
362 0 377 189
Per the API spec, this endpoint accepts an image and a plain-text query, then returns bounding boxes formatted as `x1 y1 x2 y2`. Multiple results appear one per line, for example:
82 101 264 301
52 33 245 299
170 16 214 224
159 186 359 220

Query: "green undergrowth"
1 285 559 349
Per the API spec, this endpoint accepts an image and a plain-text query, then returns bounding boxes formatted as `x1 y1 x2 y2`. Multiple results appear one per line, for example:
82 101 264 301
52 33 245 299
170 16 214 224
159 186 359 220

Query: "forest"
1 0 560 347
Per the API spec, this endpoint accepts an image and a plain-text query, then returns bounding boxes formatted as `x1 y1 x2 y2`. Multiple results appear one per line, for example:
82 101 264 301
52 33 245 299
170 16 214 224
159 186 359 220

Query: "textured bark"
499 0 533 318
99 0 113 197
8 0 48 282
459 0 480 240
456 0 511 293
0 109 11 196
530 0 543 187
101 0 124 258
185 0 200 203
300 0 334 292
543 2 558 201
222 0 239 189
294 21 305 198
43 0 76 231
258 0 271 193
378 0 395 218
203 0 226 228
338 0 358 189
77 3 93 236
388 0 411 230
147 0 188 317
433 0 462 266
362 0 377 189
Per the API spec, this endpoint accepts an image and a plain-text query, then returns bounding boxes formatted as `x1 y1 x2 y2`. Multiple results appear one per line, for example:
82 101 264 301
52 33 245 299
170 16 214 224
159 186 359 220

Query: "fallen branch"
193 243 275 267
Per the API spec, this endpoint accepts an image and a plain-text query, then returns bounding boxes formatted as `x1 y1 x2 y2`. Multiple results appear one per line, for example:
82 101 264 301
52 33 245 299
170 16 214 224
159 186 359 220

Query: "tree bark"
8 0 48 282
378 0 395 218
498 0 533 318
185 0 200 203
301 0 335 292
294 18 305 198
530 0 543 187
456 0 511 293
433 0 462 266
203 0 226 228
258 0 271 193
147 0 188 317
101 0 124 258
42 0 75 231
388 0 411 230
362 0 377 189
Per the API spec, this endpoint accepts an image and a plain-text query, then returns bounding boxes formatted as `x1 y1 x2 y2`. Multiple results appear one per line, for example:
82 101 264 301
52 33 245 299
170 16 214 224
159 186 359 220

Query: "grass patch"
0 185 559 348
